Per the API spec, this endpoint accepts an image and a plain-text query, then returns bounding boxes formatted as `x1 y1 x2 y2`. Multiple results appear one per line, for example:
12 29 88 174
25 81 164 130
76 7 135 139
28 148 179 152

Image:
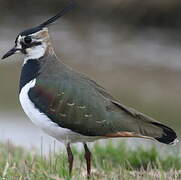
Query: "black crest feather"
40 2 76 28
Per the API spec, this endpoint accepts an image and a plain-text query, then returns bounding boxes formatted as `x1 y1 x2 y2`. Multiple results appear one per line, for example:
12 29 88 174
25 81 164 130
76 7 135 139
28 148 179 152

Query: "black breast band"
19 59 40 93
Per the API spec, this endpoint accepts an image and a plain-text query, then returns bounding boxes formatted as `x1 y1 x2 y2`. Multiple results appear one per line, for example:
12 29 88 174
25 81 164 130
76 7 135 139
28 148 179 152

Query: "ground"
0 141 180 180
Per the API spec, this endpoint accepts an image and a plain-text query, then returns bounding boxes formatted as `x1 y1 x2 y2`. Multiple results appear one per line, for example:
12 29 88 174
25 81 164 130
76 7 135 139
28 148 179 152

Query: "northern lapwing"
2 3 178 177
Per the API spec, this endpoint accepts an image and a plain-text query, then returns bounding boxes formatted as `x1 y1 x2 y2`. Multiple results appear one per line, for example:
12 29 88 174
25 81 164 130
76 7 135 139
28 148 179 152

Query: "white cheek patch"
24 42 46 64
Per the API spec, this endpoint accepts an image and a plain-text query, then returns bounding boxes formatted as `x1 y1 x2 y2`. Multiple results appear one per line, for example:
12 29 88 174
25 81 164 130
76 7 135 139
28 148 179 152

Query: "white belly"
19 79 99 144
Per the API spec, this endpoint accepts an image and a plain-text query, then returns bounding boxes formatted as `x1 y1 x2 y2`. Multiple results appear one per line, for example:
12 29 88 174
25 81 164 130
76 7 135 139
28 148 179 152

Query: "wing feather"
28 70 177 144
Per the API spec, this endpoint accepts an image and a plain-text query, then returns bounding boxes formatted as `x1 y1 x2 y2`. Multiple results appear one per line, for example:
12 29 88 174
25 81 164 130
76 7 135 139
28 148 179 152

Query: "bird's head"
2 27 51 60
2 2 75 60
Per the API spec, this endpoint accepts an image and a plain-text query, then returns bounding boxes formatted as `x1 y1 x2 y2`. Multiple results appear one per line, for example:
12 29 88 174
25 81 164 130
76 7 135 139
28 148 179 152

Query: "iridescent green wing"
28 70 129 136
28 70 176 144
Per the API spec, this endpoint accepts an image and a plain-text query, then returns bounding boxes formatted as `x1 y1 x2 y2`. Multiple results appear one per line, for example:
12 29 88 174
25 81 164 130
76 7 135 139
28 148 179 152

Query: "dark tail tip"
151 122 178 145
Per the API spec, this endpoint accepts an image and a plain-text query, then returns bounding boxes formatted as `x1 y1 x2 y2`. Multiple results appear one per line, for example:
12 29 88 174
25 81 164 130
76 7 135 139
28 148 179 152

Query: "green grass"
0 142 180 180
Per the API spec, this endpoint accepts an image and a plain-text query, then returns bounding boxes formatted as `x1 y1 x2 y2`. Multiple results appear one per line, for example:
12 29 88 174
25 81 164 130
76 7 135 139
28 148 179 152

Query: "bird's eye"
24 36 32 44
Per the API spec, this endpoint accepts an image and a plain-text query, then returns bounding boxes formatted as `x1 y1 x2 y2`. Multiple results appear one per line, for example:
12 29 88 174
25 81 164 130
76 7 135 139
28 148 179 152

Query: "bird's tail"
145 121 178 145
106 102 178 145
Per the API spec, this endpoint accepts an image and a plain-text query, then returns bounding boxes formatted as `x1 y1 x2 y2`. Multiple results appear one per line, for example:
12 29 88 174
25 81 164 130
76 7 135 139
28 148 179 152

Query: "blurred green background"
0 0 181 152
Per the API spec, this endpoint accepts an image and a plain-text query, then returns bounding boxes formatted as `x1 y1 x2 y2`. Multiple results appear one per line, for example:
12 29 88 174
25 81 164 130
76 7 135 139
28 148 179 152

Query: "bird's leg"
83 143 92 177
66 143 74 175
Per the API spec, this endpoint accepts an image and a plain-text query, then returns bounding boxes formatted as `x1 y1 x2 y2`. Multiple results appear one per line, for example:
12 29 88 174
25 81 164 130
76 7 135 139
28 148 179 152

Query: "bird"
2 2 178 177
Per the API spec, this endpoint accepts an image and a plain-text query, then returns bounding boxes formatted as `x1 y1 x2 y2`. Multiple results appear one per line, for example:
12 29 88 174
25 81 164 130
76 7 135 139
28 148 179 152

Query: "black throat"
19 59 40 93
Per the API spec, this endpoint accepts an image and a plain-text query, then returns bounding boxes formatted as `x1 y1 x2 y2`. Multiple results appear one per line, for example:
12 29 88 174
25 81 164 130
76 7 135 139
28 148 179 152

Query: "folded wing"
28 70 177 145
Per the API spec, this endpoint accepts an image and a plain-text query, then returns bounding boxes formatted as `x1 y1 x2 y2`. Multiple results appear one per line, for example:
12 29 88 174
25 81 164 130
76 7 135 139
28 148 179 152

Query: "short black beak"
2 47 20 60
